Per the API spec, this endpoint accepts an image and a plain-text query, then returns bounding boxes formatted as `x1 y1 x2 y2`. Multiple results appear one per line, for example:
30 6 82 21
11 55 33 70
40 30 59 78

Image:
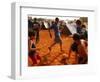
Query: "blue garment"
50 23 62 43
51 23 60 37
77 26 82 34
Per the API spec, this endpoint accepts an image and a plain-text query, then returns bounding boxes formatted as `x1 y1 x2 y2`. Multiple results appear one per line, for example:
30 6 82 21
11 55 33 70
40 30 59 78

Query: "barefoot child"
48 18 63 52
28 31 41 65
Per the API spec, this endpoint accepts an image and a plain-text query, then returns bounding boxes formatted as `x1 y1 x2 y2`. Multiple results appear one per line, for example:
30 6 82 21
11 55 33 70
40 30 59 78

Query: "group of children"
28 17 88 66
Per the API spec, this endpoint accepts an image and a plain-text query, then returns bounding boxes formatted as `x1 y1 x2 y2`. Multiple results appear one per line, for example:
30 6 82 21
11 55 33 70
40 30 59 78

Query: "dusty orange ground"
28 30 79 66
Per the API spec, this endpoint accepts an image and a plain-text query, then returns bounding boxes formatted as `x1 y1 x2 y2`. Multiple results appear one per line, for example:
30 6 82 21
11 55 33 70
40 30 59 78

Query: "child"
48 18 63 52
68 33 88 64
76 20 82 34
28 31 41 65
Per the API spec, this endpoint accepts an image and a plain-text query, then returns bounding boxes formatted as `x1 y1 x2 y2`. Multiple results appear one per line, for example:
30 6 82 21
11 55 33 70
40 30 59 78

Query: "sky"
29 15 80 21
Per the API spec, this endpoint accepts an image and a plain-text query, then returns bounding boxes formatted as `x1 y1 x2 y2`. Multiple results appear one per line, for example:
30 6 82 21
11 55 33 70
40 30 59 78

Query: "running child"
48 18 63 52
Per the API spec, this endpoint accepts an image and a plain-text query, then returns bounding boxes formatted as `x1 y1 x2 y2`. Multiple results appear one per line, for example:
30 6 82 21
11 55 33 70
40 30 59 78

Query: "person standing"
76 20 82 34
32 18 40 44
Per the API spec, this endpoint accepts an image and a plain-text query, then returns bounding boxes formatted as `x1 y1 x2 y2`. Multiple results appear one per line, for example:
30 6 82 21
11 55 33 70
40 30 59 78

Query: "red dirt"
28 30 78 66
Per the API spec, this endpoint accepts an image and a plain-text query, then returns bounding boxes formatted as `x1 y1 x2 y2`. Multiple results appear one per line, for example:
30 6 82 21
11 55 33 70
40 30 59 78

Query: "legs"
48 41 63 52
29 53 41 65
29 55 37 64
48 42 56 51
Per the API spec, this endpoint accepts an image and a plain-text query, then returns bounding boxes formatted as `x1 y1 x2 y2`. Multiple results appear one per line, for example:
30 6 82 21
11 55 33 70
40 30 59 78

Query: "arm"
48 28 52 38
30 47 40 51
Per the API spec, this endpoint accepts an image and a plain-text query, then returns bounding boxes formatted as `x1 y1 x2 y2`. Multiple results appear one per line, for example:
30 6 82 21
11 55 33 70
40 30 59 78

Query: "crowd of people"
28 16 88 66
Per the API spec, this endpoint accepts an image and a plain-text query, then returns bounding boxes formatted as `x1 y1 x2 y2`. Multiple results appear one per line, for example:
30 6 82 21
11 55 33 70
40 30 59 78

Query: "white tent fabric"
43 21 77 35
44 21 49 28
66 23 77 34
